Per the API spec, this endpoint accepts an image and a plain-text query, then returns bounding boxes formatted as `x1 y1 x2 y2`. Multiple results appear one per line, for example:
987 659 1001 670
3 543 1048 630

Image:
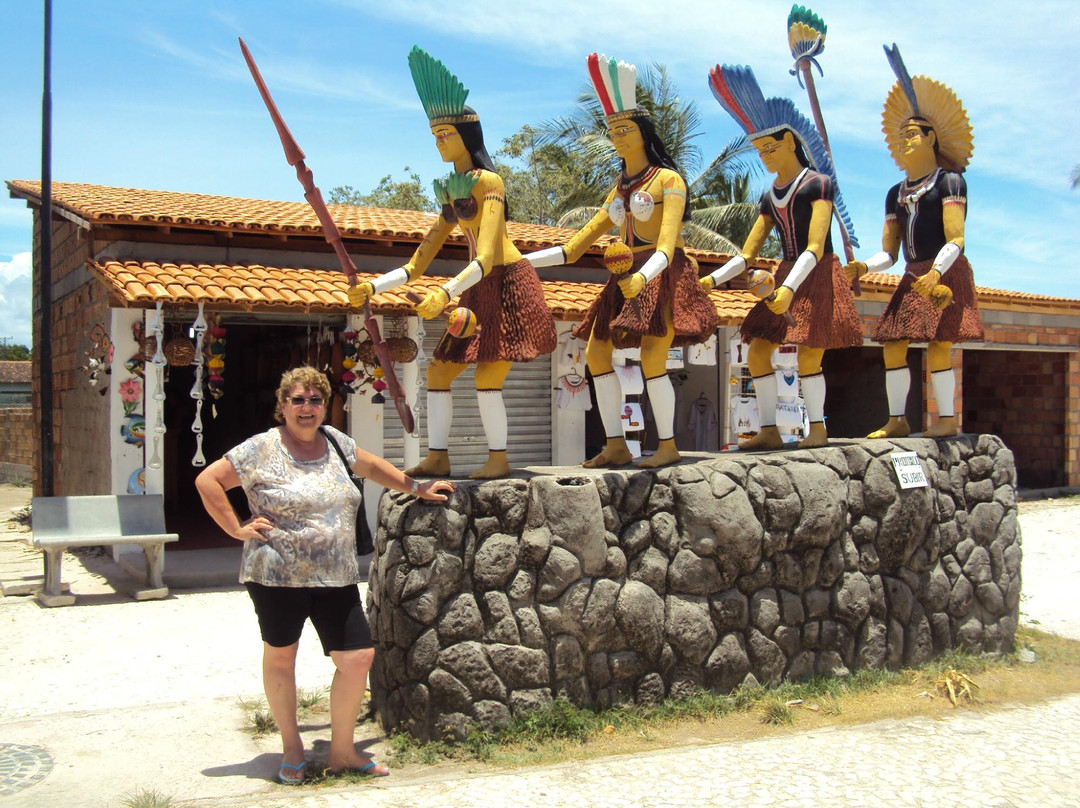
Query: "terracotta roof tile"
0 361 31 384
13 181 1080 311
88 259 763 325
8 180 740 268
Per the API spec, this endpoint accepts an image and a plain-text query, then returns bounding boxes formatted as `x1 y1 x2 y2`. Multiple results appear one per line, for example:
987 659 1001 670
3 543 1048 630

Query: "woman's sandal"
329 759 390 778
277 760 307 785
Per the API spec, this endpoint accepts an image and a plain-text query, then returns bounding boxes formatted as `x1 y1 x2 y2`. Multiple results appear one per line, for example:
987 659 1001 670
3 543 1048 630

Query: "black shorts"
244 582 373 655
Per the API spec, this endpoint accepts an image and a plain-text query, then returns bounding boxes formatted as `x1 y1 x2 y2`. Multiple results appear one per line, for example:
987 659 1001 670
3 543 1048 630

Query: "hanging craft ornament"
882 44 973 174
207 316 226 411
189 303 208 467
164 322 196 367
586 53 644 124
148 301 167 470
708 62 859 253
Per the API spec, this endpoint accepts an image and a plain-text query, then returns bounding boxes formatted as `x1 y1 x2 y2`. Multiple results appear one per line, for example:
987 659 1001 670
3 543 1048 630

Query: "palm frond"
556 206 608 230
1070 163 1080 190
681 220 743 255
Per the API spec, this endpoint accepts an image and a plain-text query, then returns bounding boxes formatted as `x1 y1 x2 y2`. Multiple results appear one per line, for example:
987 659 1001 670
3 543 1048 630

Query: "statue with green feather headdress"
348 46 555 480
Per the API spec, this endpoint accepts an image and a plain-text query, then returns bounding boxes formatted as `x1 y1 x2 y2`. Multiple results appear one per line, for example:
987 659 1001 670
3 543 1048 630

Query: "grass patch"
383 630 1080 773
297 686 328 713
119 789 175 808
237 696 277 736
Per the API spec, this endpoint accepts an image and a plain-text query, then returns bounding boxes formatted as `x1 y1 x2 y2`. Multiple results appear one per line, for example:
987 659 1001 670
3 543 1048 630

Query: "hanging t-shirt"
555 332 591 410
614 363 644 395
772 344 798 369
688 334 718 366
729 396 761 436
686 396 718 450
776 396 809 435
776 368 799 399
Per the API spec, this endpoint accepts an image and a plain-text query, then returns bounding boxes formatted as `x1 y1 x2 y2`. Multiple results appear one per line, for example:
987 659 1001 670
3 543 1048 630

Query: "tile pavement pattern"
0 744 53 797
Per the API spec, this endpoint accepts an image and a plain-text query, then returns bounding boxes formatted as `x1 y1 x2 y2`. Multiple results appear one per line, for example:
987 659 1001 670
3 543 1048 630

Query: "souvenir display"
525 53 718 470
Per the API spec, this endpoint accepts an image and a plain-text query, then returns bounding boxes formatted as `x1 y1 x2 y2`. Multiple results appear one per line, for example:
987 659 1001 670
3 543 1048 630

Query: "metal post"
39 0 54 495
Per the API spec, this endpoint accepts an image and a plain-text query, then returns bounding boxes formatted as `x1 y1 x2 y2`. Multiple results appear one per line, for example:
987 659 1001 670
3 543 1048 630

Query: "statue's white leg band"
886 367 911 417
427 389 453 451
477 389 507 452
931 369 956 418
645 374 676 442
592 371 625 439
754 372 779 428
801 372 826 424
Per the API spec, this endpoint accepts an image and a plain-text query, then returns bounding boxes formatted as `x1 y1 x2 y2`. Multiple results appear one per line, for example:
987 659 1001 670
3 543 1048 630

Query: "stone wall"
367 435 1020 741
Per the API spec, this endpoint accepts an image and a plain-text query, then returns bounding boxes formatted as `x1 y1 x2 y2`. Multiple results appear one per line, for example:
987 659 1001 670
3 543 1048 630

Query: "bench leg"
134 543 169 601
37 548 76 607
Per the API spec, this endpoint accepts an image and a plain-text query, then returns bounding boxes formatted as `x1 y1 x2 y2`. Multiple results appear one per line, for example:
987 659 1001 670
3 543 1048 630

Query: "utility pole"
39 0 54 495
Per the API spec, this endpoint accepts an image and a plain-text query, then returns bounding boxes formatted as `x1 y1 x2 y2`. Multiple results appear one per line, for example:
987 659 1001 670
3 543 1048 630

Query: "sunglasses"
288 396 324 407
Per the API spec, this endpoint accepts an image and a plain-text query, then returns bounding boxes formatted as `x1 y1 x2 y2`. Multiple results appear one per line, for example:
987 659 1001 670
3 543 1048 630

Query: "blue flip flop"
277 760 307 785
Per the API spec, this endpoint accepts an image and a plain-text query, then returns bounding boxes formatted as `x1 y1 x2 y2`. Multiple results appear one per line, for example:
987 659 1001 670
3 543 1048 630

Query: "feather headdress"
408 46 478 126
586 53 644 124
881 44 973 172
708 63 858 248
787 5 827 85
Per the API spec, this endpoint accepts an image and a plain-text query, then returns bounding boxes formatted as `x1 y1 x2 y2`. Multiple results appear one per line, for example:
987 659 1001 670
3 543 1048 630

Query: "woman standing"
527 53 718 469
349 46 556 480
195 366 453 784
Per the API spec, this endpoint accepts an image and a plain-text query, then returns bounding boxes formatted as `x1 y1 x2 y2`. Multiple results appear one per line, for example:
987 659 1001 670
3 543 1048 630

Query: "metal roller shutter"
382 320 552 470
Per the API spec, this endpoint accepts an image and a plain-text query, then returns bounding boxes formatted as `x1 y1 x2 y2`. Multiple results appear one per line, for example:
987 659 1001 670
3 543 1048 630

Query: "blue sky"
2 0 1079 348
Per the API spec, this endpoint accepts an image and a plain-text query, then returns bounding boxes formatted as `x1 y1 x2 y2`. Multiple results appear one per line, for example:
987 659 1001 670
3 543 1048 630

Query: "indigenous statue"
702 64 861 449
845 45 981 439
349 47 556 479
526 54 718 469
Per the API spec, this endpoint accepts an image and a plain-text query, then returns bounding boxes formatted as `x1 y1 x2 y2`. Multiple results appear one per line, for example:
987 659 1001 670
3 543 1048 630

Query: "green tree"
0 343 31 360
494 126 603 226
329 167 436 212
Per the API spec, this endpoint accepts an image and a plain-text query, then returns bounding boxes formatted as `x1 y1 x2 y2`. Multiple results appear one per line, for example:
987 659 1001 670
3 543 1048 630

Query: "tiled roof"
89 259 756 325
7 180 738 267
0 361 31 384
860 272 1080 312
11 181 1079 312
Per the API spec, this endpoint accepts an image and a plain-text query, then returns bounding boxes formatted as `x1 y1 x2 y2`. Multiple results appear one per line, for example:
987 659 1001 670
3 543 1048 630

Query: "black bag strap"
320 426 362 488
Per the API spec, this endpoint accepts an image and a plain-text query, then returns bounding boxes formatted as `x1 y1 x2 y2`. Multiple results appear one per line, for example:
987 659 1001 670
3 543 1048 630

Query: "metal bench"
29 494 179 606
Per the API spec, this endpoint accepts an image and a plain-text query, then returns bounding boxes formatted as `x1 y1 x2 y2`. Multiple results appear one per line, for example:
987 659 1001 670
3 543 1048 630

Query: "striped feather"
586 53 615 116
883 43 919 115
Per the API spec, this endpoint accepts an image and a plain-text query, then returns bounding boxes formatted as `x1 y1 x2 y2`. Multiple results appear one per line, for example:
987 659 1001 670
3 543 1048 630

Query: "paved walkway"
200 694 1080 808
1 488 1078 808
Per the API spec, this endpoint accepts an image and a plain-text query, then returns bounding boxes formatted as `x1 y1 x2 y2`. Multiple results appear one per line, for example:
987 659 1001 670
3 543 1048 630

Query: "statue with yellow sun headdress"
844 45 982 440
350 47 556 479
526 54 718 470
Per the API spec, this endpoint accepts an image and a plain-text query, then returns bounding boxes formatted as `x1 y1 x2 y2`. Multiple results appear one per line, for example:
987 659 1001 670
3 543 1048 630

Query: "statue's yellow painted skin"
376 123 526 480
856 123 964 440
705 131 834 451
561 119 687 469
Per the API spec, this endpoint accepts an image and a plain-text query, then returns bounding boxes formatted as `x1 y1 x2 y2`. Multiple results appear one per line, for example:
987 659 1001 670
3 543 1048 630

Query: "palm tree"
540 63 762 252
1070 164 1080 190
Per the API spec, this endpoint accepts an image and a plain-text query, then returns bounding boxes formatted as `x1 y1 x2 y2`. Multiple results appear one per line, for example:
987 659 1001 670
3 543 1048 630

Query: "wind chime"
147 302 167 470
189 303 208 466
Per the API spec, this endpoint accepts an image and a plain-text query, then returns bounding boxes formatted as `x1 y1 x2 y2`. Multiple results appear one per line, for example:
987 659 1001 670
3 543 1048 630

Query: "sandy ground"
0 487 1078 807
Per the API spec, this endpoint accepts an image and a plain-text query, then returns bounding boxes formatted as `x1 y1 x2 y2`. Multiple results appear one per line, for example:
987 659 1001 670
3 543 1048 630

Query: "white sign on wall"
890 451 928 489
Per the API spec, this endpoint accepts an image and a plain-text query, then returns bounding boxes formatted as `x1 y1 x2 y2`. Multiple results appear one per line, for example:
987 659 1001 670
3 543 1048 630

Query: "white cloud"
0 252 32 348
